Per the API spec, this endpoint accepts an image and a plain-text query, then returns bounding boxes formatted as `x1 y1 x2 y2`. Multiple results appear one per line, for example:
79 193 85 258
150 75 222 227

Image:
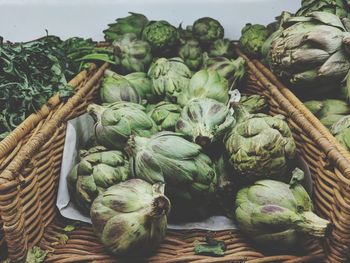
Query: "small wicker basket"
1 49 350 262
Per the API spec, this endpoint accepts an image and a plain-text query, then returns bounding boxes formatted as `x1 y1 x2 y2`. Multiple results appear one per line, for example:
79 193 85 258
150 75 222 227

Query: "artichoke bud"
142 20 179 55
192 17 224 45
235 177 330 249
126 132 218 216
177 69 229 106
67 146 130 214
239 23 270 57
100 70 141 104
203 55 246 87
103 12 149 41
240 94 269 114
148 57 192 102
148 101 182 131
124 72 156 103
113 33 153 73
90 179 170 256
225 102 296 180
87 102 158 150
208 38 235 58
178 39 204 71
176 98 235 147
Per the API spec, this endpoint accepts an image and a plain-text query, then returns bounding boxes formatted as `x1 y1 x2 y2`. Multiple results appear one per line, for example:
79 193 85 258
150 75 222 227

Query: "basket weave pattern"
0 50 350 261
0 65 98 249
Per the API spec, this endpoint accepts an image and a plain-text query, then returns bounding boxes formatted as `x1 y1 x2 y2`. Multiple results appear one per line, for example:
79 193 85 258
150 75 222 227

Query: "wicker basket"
1 54 350 262
0 64 98 251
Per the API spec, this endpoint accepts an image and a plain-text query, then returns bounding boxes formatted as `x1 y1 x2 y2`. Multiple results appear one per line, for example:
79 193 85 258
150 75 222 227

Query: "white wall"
0 0 300 42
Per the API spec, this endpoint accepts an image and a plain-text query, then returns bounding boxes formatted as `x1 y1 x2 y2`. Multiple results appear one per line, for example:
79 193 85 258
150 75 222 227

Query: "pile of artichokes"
66 12 330 259
239 3 350 166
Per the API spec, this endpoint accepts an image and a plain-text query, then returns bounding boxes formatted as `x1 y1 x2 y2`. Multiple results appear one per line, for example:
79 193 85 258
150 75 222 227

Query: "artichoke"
239 24 270 57
304 99 350 128
261 11 293 60
331 115 350 151
148 101 182 131
103 12 149 41
178 24 194 42
192 17 224 45
203 55 246 87
148 57 192 102
225 103 296 180
268 12 350 94
113 33 152 73
90 179 170 256
176 98 235 147
178 39 204 71
235 171 330 249
177 69 229 106
87 102 158 150
126 132 218 218
67 146 130 213
124 72 156 103
208 38 235 58
100 70 140 104
296 0 350 19
241 94 269 114
142 20 179 55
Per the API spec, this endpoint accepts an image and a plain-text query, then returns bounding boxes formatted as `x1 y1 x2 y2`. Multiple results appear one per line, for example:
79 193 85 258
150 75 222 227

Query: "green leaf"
25 246 48 263
194 236 226 257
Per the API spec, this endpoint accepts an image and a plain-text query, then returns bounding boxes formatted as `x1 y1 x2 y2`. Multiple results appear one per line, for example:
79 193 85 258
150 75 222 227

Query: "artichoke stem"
87 104 105 122
297 211 331 238
152 196 171 217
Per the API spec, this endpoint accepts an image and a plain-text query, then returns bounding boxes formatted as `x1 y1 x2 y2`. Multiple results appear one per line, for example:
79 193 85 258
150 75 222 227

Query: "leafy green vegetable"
25 246 47 263
194 236 226 257
0 35 99 140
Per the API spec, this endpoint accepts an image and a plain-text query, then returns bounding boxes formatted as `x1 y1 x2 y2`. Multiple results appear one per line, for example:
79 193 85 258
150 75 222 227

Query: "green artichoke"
208 38 235 58
87 102 158 150
304 99 350 128
296 0 350 19
124 72 156 103
235 171 330 249
178 24 194 42
90 179 170 256
176 98 235 147
225 103 296 180
239 24 270 57
192 17 224 45
147 101 182 131
331 115 350 151
261 11 293 60
178 39 204 71
67 146 130 213
177 69 229 106
203 55 246 87
268 12 350 94
103 12 149 41
126 132 218 218
241 94 269 114
148 57 192 102
113 33 152 73
142 20 179 55
100 70 140 104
